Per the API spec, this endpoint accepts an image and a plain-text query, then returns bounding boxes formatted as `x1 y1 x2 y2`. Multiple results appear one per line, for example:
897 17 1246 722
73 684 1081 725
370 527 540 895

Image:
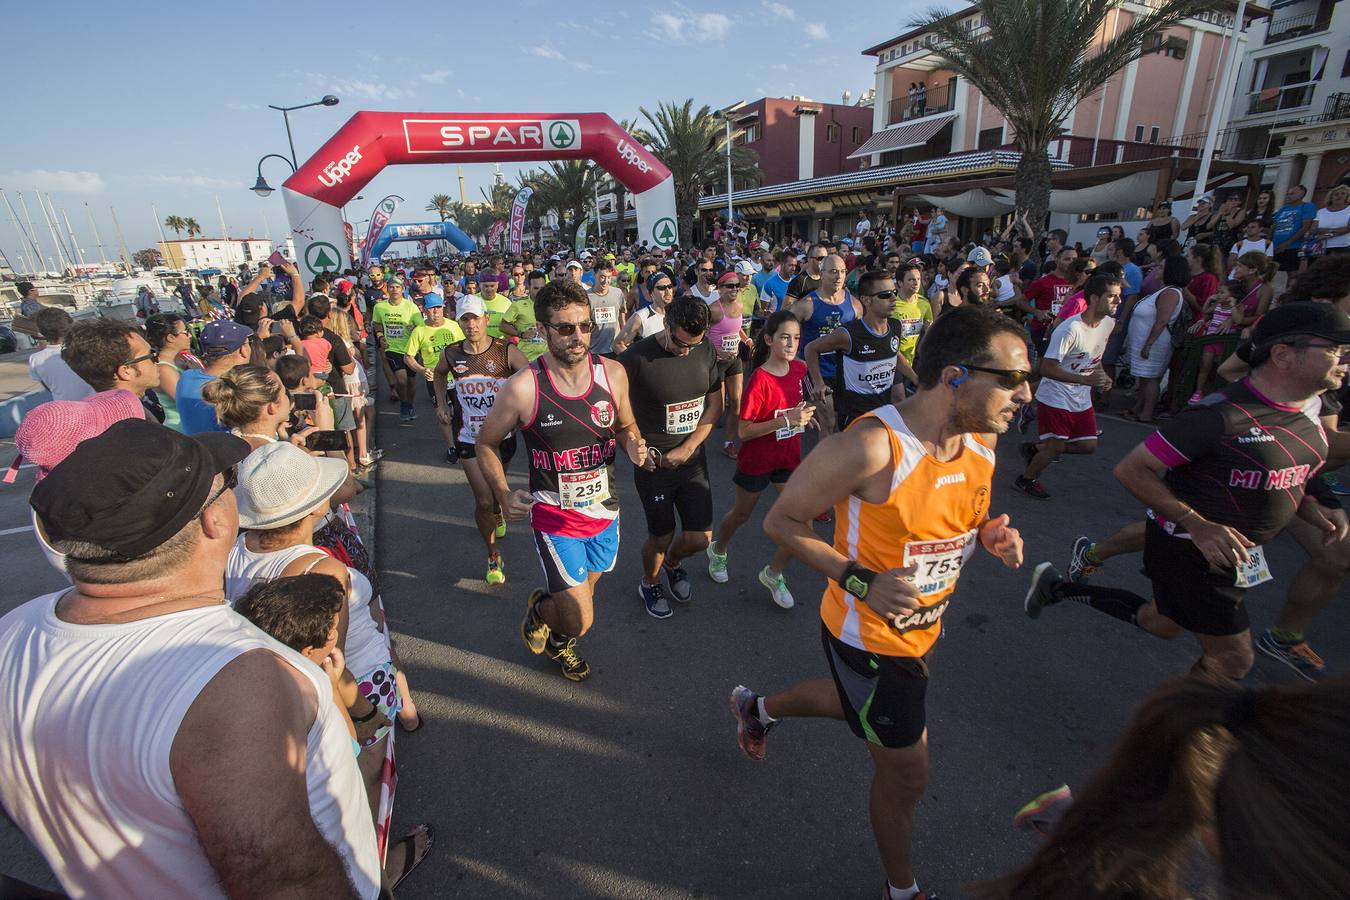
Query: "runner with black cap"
1025 302 1350 682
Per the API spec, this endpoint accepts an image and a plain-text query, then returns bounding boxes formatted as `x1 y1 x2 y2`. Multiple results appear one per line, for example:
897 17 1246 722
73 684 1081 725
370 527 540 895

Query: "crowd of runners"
2 202 1349 899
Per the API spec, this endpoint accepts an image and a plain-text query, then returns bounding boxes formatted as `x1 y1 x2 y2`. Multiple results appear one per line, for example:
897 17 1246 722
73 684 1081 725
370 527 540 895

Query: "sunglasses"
868 290 898 300
203 465 239 511
123 352 155 367
699 268 716 275
653 283 674 291
543 320 596 336
670 331 705 350
962 365 1034 389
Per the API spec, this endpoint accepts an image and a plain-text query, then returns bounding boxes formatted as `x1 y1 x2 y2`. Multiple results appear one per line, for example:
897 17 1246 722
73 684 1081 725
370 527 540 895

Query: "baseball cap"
456 295 486 319
30 419 249 561
233 294 264 329
422 292 445 309
200 320 252 355
1252 302 1350 348
749 241 761 250
566 260 583 271
234 441 350 530
579 250 593 259
734 260 755 276
967 246 994 267
13 389 144 482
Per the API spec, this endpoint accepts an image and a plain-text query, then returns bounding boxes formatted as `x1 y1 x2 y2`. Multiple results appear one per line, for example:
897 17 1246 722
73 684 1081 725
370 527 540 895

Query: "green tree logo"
549 122 577 149
652 217 676 248
304 241 341 274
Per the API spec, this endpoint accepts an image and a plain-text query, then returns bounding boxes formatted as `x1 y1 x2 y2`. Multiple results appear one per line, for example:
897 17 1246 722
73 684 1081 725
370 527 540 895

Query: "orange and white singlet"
820 404 996 657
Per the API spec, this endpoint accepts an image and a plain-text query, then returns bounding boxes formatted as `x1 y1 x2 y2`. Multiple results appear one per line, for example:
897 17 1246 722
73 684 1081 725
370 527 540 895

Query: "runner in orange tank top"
728 305 1031 900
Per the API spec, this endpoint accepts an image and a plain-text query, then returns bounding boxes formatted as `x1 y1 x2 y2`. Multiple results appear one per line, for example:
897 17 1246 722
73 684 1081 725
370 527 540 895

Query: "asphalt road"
1 393 1345 898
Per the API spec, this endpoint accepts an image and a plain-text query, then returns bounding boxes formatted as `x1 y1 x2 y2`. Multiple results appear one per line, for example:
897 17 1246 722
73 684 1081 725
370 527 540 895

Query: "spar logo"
403 119 584 154
616 139 651 174
317 145 363 188
652 217 677 248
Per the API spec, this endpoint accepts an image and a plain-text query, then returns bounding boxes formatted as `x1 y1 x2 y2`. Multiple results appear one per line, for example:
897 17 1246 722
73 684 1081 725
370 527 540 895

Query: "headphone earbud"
949 365 969 389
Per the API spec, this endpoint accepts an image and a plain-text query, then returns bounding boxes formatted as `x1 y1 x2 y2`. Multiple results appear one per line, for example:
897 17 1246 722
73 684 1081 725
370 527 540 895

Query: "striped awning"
848 113 957 159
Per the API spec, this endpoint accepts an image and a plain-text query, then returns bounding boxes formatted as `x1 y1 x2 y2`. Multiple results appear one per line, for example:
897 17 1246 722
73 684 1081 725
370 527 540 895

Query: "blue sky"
2 1 918 267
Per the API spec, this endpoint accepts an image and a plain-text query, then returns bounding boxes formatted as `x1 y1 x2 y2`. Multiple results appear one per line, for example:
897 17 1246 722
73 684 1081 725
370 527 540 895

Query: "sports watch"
841 562 878 599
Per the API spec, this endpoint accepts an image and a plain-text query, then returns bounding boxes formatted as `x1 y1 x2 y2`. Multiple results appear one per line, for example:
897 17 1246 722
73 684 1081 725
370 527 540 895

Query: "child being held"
297 315 332 381
234 573 376 751
1188 280 1238 403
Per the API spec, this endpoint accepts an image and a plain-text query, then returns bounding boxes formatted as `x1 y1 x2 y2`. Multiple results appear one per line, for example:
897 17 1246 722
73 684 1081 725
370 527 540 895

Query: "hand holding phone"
305 430 348 452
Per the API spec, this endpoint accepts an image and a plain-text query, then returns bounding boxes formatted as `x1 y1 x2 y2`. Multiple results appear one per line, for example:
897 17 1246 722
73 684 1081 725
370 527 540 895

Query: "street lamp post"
716 111 734 224
250 154 297 198
268 95 340 169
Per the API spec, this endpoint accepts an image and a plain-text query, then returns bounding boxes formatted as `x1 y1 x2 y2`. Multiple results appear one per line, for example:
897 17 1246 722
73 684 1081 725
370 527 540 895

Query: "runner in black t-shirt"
785 243 828 307
1024 303 1350 681
619 297 724 619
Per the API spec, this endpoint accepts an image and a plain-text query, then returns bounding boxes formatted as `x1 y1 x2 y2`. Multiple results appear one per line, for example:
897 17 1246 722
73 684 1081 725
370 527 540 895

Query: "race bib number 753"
902 531 977 596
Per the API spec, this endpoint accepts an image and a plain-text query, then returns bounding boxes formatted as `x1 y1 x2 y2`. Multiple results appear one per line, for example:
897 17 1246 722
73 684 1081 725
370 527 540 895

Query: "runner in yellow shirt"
403 294 465 459
888 263 933 365
370 275 426 422
498 269 550 361
477 278 512 339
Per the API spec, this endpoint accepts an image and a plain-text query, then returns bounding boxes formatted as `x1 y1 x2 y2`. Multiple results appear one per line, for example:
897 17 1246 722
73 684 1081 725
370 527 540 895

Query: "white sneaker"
707 544 729 583
758 566 794 609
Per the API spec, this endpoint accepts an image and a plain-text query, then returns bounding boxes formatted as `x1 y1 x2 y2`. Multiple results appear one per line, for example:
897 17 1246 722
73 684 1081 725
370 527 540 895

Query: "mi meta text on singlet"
530 440 618 472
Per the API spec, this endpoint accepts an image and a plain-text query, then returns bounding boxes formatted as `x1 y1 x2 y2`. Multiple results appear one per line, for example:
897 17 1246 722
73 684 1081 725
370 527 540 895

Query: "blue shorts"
533 516 621 593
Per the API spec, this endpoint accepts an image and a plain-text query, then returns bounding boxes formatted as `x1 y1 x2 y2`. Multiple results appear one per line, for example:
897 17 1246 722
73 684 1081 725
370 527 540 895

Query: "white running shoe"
759 566 794 609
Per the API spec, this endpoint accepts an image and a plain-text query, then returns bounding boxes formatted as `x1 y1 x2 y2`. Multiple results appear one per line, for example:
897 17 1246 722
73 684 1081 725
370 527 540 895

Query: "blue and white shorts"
533 517 621 593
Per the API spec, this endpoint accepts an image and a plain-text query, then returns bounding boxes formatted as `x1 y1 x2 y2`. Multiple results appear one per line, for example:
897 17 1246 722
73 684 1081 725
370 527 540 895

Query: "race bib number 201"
665 398 704 435
902 531 977 596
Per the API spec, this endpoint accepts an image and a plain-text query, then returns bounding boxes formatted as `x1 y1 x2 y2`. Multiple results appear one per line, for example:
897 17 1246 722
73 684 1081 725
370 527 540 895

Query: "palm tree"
636 99 762 245
164 215 186 237
525 160 599 247
426 194 454 221
480 182 517 222
184 217 202 238
913 0 1220 230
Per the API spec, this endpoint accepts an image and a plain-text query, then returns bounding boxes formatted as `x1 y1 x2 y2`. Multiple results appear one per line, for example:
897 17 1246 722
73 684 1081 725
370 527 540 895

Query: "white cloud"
418 69 451 84
805 23 828 39
761 0 796 18
125 174 239 191
650 10 733 42
7 170 104 194
301 71 407 103
532 46 566 60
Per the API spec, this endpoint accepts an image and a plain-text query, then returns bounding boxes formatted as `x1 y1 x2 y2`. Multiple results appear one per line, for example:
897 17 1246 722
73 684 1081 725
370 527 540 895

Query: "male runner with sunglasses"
476 281 647 681
729 306 1028 900
804 270 918 433
620 297 725 618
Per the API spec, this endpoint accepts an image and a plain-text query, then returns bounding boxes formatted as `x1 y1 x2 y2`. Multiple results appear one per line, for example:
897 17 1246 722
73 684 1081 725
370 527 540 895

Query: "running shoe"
728 685 773 761
408 406 418 421
1024 562 1064 619
1322 471 1350 496
1067 535 1100 582
1013 475 1050 500
546 637 590 682
520 589 550 655
1014 784 1073 836
639 581 673 619
494 511 506 539
664 563 692 603
707 544 729 583
485 556 505 585
445 450 457 464
880 887 940 900
1255 629 1327 681
759 566 795 609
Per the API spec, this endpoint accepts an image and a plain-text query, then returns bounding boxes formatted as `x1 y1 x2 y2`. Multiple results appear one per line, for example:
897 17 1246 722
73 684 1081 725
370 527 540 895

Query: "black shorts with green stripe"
820 621 929 749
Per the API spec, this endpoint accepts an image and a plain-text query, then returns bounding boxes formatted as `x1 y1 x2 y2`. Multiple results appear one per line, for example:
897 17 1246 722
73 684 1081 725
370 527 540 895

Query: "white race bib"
665 398 704 435
1049 299 1064 316
899 318 923 338
774 407 804 441
384 323 405 339
721 333 740 353
559 469 610 510
466 413 486 438
1233 545 1273 588
902 531 978 596
594 305 618 325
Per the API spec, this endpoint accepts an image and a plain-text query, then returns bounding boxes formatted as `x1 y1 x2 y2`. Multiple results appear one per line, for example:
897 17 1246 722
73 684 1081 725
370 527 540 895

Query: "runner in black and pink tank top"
523 354 621 538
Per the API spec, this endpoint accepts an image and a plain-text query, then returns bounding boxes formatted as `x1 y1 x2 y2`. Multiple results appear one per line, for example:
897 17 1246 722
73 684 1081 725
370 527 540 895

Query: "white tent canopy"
988 170 1161 214
912 189 1013 218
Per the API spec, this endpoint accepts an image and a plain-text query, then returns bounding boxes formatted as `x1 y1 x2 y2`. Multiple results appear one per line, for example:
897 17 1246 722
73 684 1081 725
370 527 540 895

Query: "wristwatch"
841 561 877 599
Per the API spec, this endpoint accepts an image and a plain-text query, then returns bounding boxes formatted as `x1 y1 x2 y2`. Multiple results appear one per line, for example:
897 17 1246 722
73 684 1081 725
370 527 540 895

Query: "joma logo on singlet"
1229 464 1311 490
934 473 966 488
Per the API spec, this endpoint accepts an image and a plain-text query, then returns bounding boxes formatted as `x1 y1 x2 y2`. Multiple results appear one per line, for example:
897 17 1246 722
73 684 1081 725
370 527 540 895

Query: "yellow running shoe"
494 511 506 539
520 589 550 654
485 556 505 585
546 636 591 682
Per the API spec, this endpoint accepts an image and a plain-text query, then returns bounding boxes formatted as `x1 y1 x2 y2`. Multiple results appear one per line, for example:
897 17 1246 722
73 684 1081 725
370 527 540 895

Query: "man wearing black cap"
0 421 383 898
1025 302 1350 682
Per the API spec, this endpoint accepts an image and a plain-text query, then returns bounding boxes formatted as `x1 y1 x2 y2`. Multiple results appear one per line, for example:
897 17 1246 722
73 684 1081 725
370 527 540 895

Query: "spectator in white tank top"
0 420 403 898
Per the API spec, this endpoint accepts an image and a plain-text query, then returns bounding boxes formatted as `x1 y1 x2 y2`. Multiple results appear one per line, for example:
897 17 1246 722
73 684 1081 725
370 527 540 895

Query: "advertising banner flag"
507 186 533 254
487 218 507 250
575 220 588 254
360 195 403 267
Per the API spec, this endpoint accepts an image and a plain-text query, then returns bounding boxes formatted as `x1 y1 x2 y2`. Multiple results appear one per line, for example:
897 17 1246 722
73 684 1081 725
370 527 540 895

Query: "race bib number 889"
665 398 704 435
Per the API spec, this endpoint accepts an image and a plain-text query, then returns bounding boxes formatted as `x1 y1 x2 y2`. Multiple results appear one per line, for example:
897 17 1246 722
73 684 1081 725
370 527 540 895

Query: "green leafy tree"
525 160 599 248
426 194 454 221
913 0 1221 230
133 248 163 269
636 99 761 245
183 217 202 238
164 215 186 237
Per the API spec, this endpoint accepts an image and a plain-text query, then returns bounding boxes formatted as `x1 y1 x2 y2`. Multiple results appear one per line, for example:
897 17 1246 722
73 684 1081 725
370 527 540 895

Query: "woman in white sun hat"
224 443 422 810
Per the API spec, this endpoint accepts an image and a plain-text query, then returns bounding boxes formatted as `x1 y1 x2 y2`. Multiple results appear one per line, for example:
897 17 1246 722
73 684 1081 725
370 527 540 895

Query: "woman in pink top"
709 273 751 458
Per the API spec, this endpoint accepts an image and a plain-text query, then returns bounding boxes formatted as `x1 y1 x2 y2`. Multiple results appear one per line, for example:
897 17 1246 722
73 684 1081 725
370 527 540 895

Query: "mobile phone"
291 392 318 411
268 251 287 268
305 430 349 452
